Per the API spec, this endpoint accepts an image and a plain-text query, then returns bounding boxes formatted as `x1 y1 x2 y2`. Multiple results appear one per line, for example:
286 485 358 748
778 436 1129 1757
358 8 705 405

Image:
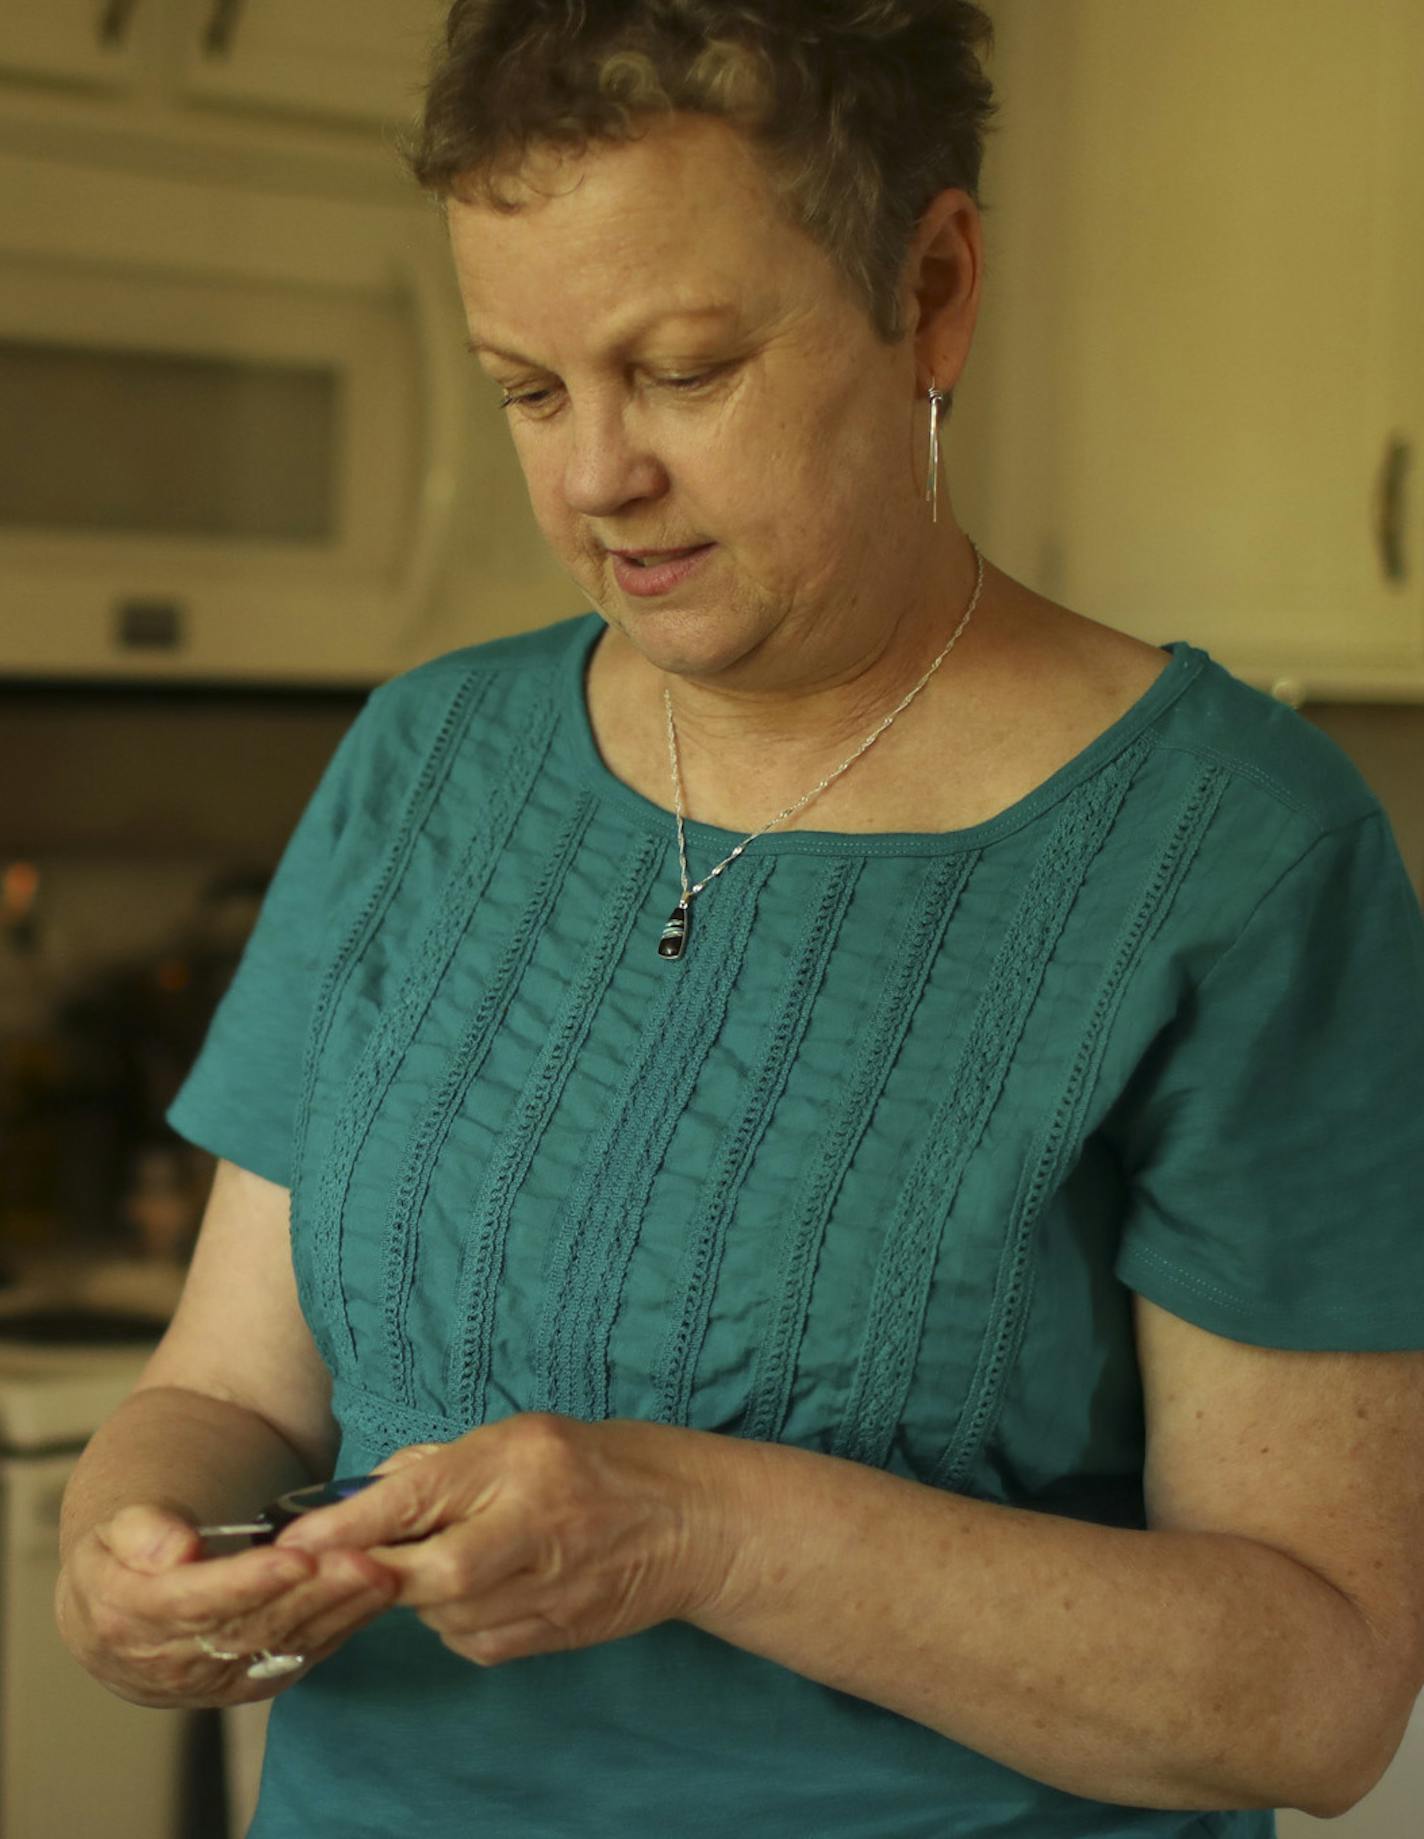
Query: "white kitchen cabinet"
0 2 445 138
174 0 445 132
0 1333 198 1839
0 0 148 91
951 0 1424 699
0 1449 191 1838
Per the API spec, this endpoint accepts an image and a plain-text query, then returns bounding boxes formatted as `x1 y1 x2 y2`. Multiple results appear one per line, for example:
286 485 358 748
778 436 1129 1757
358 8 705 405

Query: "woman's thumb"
104 1505 201 1573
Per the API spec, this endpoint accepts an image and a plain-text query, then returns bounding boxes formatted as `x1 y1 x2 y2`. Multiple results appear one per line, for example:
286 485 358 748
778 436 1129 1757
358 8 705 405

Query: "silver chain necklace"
657 538 985 960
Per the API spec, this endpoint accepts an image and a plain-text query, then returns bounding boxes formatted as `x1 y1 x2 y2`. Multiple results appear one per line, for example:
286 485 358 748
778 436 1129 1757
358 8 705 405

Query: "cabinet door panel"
952 0 1423 691
177 0 444 131
0 0 143 90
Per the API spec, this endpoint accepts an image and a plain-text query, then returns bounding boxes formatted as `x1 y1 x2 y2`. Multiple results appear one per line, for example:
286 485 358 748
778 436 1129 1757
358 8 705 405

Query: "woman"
56 4 1424 1835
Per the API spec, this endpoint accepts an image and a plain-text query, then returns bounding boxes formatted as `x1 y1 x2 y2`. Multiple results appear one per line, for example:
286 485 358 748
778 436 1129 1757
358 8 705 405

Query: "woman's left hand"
270 1414 738 1668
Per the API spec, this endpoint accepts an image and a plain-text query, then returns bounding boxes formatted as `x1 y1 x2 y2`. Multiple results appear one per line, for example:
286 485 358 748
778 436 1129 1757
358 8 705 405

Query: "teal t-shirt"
167 610 1424 1838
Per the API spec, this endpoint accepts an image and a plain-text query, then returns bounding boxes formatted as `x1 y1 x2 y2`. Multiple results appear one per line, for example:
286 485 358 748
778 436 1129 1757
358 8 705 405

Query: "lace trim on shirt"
738 852 975 1445
530 856 777 1424
306 672 558 1373
292 671 491 1372
442 825 666 1425
831 737 1155 1473
650 861 864 1429
331 1373 468 1464
930 754 1231 1491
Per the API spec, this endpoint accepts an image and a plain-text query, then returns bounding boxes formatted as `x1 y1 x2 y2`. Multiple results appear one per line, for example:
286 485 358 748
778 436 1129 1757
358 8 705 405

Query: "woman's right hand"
56 1502 399 1709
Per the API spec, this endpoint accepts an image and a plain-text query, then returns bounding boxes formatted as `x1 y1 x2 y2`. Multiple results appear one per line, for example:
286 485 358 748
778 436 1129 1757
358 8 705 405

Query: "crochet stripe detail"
381 791 601 1412
931 752 1230 1491
831 745 1147 1472
293 672 489 1369
444 829 666 1427
531 858 777 1423
739 850 977 1446
310 681 559 1370
331 1374 461 1464
650 861 863 1429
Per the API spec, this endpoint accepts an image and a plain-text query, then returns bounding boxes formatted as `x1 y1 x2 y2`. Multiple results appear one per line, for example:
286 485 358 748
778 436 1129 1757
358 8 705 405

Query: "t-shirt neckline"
560 610 1205 855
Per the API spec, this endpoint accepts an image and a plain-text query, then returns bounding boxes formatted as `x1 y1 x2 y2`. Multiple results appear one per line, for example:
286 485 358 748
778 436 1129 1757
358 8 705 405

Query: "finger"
275 1460 474 1555
92 1512 318 1624
115 1544 318 1631
371 1443 446 1476
460 1616 567 1667
346 1540 434 1603
200 1550 397 1656
276 1561 400 1656
357 1519 531 1612
102 1505 205 1575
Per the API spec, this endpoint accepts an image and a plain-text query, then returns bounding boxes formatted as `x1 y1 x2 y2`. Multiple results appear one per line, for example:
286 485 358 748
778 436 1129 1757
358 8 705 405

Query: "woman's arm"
58 1386 313 1572
57 1160 396 1707
683 1296 1424 1828
60 1159 335 1559
682 1438 1372 1818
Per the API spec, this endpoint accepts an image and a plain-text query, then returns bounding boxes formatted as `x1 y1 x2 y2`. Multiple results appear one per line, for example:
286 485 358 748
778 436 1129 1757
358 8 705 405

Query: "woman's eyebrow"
466 303 740 362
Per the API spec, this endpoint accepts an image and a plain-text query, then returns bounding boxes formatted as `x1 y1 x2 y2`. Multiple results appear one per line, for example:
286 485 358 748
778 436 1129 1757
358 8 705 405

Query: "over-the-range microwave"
0 148 472 686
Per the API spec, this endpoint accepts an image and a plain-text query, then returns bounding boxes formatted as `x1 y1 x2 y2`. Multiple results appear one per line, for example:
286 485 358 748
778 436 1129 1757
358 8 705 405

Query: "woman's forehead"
447 128 822 353
447 115 799 281
465 302 743 366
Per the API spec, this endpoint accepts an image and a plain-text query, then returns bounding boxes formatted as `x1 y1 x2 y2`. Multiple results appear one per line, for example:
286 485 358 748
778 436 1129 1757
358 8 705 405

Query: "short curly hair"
400 1 1000 346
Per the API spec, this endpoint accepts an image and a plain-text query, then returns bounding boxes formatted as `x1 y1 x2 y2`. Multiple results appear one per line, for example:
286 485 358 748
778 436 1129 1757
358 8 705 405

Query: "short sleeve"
164 693 376 1188
1108 806 1424 1351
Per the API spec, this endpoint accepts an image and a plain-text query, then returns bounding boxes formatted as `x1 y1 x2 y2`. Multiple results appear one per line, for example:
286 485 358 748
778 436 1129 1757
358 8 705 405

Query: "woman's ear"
905 187 984 396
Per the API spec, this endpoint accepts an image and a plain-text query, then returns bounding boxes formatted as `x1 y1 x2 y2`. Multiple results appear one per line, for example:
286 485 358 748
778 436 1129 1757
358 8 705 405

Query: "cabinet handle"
97 0 141 48
1375 433 1412 585
203 0 247 59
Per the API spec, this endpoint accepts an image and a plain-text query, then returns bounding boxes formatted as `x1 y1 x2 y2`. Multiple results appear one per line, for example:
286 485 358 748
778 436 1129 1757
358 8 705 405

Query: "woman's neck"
637 545 994 771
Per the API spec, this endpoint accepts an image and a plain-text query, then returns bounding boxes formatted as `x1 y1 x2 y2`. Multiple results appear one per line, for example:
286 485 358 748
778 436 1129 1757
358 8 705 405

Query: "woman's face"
448 112 949 687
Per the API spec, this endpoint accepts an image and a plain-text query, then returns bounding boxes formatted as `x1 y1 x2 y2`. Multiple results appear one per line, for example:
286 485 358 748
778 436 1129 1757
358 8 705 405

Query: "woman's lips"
610 544 716 597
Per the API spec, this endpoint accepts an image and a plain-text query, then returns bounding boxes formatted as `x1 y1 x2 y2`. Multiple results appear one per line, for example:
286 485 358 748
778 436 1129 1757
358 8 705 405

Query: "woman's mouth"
610 545 716 597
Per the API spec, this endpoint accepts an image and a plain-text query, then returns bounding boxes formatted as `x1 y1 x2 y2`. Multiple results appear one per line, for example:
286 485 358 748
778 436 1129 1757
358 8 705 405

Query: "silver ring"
246 1650 306 1681
195 1633 243 1663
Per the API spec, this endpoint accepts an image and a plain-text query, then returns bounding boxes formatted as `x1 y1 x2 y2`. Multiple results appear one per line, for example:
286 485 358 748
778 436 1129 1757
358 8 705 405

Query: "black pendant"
658 902 690 961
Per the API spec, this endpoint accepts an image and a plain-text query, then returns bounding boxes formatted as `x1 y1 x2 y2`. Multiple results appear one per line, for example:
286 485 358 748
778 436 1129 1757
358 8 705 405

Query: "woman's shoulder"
293 613 594 869
375 610 592 712
1124 620 1383 836
336 611 593 782
990 591 1387 907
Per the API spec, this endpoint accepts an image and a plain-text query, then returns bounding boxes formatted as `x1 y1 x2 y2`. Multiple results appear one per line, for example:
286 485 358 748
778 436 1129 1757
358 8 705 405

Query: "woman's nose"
561 402 667 516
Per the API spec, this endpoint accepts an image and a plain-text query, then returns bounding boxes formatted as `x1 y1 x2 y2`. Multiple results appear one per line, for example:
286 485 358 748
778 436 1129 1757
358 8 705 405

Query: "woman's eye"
499 369 722 414
500 388 556 413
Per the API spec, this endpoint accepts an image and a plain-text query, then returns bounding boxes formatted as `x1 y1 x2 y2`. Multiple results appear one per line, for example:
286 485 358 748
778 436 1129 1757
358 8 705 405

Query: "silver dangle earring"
926 382 947 524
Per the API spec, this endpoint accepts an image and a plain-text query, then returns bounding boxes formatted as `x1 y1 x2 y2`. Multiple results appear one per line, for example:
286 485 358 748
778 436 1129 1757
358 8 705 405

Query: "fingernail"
147 1528 187 1563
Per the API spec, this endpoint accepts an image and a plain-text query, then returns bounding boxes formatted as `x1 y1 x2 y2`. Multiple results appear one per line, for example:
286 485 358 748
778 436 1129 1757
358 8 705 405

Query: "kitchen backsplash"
0 686 364 1257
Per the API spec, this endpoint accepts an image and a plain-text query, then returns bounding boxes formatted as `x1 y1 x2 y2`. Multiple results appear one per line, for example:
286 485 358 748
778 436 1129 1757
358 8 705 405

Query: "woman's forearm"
59 1384 317 1568
683 1435 1384 1821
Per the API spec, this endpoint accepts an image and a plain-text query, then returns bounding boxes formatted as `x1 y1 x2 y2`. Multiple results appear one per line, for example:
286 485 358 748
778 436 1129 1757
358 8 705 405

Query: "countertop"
0 1244 178 1447
0 1242 184 1330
